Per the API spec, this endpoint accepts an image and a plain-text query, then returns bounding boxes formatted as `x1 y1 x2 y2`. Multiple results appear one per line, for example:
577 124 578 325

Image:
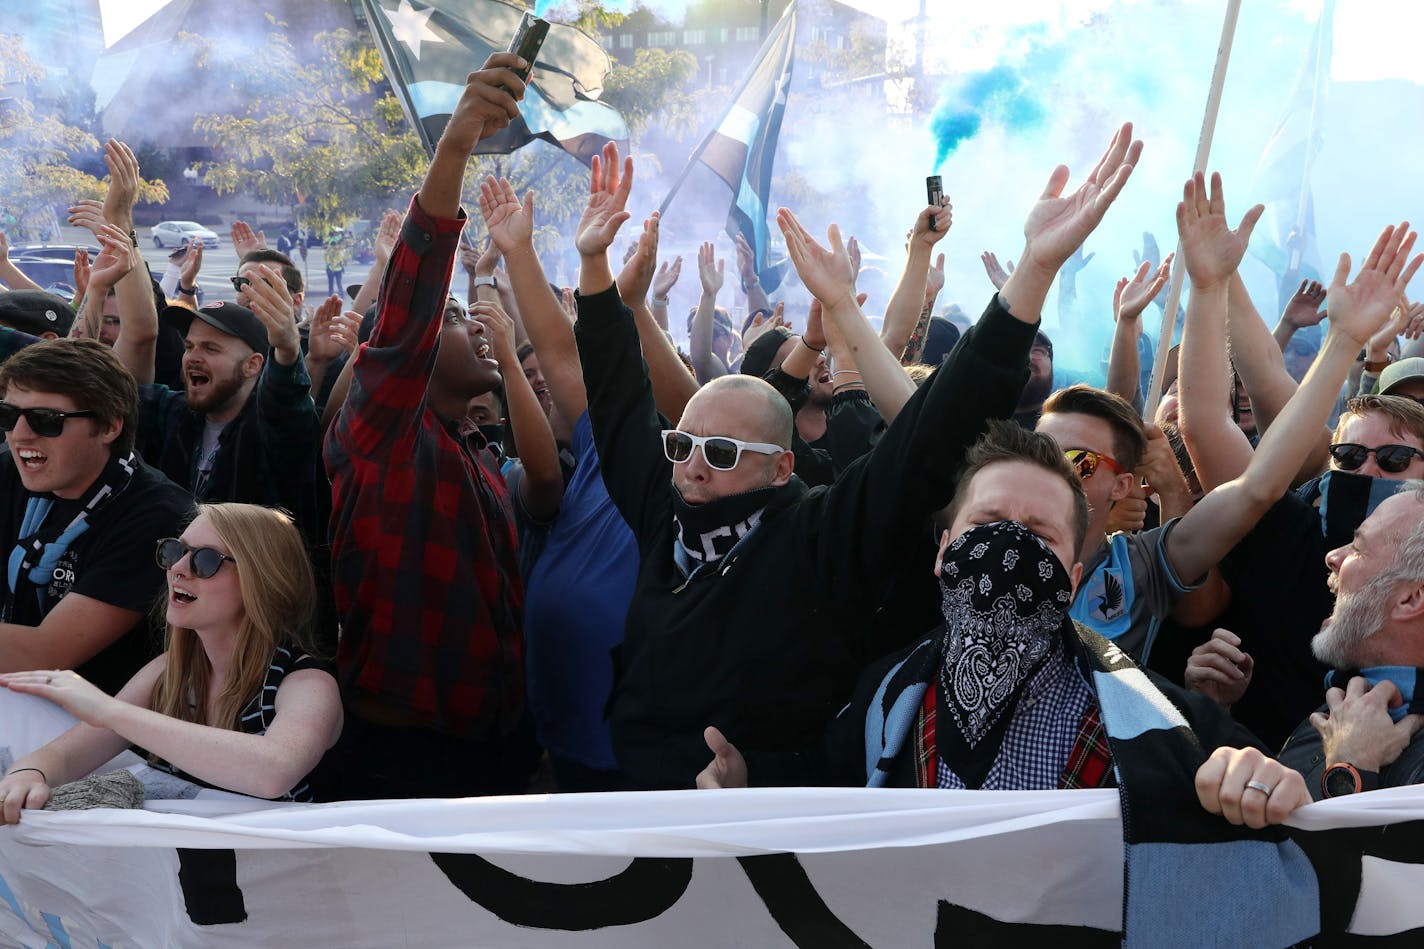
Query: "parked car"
150 221 220 249
10 242 100 260
5 256 78 298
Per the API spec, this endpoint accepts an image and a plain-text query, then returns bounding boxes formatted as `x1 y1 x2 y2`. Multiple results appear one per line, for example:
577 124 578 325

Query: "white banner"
3 693 1423 947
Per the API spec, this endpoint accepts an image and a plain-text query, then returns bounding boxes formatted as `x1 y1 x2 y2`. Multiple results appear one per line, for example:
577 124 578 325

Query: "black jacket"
574 283 1034 789
1279 708 1424 800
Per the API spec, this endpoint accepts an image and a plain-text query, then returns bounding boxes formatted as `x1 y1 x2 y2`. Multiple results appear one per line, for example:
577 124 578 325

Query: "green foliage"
0 35 166 233
603 47 701 136
194 26 426 235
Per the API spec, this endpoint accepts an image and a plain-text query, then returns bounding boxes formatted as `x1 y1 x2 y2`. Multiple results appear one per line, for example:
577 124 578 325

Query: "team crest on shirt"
1085 567 1126 624
46 550 78 600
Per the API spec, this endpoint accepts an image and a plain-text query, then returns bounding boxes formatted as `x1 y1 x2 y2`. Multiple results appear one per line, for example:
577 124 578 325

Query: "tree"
0 36 167 239
194 24 426 237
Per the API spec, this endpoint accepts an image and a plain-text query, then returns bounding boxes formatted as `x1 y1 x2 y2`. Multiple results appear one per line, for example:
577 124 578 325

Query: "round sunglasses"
155 538 236 579
660 430 783 471
1329 443 1424 475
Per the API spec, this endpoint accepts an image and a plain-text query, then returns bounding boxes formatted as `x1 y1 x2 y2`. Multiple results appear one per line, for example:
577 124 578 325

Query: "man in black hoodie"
572 125 1144 789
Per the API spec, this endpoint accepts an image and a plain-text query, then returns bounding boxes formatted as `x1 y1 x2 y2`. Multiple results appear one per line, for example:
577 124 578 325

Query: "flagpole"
656 1 797 218
1288 0 1332 273
1143 0 1242 416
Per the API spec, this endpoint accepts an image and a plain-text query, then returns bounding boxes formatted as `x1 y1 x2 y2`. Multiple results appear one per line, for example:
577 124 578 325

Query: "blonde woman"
0 503 341 821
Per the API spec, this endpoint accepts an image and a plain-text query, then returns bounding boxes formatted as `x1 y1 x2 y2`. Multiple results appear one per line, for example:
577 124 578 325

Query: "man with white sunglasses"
571 125 1147 789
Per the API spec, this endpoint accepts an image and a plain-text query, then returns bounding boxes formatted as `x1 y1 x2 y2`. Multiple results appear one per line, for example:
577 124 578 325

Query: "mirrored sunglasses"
1064 448 1127 481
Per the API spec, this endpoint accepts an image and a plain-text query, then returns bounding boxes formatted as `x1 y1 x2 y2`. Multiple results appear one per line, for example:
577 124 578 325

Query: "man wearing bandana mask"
699 422 1322 946
574 126 1148 790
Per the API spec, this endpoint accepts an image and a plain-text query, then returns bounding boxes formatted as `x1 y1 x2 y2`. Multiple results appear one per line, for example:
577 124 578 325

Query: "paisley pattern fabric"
935 520 1073 787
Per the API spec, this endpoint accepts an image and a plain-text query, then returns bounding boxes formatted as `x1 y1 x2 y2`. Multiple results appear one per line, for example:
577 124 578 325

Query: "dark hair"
240 249 304 295
0 338 138 456
946 419 1090 556
516 341 536 364
1043 384 1148 471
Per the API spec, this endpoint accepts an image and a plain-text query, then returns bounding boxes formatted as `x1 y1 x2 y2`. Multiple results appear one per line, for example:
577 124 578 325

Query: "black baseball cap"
162 301 269 355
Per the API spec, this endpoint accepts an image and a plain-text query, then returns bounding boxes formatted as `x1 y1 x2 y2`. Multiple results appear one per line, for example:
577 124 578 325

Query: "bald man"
571 128 1143 788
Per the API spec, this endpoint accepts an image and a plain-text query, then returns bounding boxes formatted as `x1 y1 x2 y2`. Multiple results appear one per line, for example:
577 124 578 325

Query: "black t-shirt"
0 452 195 694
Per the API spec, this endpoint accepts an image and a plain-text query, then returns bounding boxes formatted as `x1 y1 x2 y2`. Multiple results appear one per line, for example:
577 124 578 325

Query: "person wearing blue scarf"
1276 484 1424 799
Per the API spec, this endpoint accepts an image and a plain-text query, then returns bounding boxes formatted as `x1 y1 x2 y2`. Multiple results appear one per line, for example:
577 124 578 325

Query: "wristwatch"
1321 762 1380 798
471 275 498 289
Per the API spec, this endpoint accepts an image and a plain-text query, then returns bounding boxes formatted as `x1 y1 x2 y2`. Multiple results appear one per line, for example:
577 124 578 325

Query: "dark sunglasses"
1328 443 1424 474
660 429 783 471
229 275 251 292
1064 448 1127 480
155 538 236 579
0 401 98 438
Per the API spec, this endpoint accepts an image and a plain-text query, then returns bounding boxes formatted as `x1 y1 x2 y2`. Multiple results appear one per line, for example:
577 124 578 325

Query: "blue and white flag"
361 0 628 164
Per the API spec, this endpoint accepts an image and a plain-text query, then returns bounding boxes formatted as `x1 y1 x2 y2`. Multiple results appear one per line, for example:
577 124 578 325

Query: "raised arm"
1168 219 1422 584
1271 279 1327 351
1175 172 1261 492
776 210 917 424
472 299 562 520
349 208 400 319
619 212 699 423
881 201 952 358
479 176 588 422
0 232 42 292
734 232 771 316
1106 256 1171 403
689 241 727 382
999 122 1143 326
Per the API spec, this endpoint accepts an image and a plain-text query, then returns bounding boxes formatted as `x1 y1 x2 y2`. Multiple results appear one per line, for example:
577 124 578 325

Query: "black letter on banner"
176 849 248 926
428 854 692 929
736 853 870 948
933 901 1118 947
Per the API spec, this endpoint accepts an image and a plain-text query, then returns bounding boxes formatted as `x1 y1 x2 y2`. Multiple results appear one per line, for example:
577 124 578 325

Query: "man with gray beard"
1198 483 1424 803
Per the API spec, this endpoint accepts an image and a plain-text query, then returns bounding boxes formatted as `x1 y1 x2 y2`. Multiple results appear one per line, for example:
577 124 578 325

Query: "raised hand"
1403 301 1424 341
72 247 90 300
617 213 661 305
374 209 401 261
911 200 953 249
575 141 634 258
980 251 1014 290
441 52 526 153
1185 628 1254 708
1175 172 1263 290
776 207 856 310
474 235 502 277
1281 279 1327 328
245 263 301 364
478 176 536 254
179 239 204 286
653 255 681 300
67 199 107 238
743 301 789 348
925 252 946 301
1132 231 1162 271
1325 222 1423 347
1060 246 1096 277
1020 122 1143 276
734 232 757 284
847 235 862 287
87 223 137 291
697 241 724 296
230 220 266 258
1116 255 1173 323
101 139 140 225
307 295 359 363
803 299 829 352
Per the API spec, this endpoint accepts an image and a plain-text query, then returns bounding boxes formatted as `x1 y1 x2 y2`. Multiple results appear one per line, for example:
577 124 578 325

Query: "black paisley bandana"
936 520 1073 788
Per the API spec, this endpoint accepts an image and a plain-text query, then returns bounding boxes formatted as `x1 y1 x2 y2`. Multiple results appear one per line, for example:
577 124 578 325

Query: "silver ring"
1245 780 1274 796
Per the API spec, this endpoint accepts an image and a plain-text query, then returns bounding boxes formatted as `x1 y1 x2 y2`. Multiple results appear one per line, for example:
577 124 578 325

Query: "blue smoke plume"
931 64 1046 166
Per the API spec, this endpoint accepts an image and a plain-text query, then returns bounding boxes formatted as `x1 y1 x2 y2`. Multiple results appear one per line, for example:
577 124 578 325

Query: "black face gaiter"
936 520 1073 788
670 484 778 565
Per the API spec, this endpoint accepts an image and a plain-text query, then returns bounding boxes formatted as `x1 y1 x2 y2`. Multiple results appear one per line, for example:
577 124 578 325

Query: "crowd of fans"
0 56 1422 873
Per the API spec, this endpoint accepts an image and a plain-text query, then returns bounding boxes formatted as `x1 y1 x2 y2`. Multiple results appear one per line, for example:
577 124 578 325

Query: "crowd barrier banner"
3 693 1424 947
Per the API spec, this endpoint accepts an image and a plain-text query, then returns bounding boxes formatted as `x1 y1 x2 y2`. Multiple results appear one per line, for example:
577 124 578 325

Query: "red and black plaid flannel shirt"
324 196 524 739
